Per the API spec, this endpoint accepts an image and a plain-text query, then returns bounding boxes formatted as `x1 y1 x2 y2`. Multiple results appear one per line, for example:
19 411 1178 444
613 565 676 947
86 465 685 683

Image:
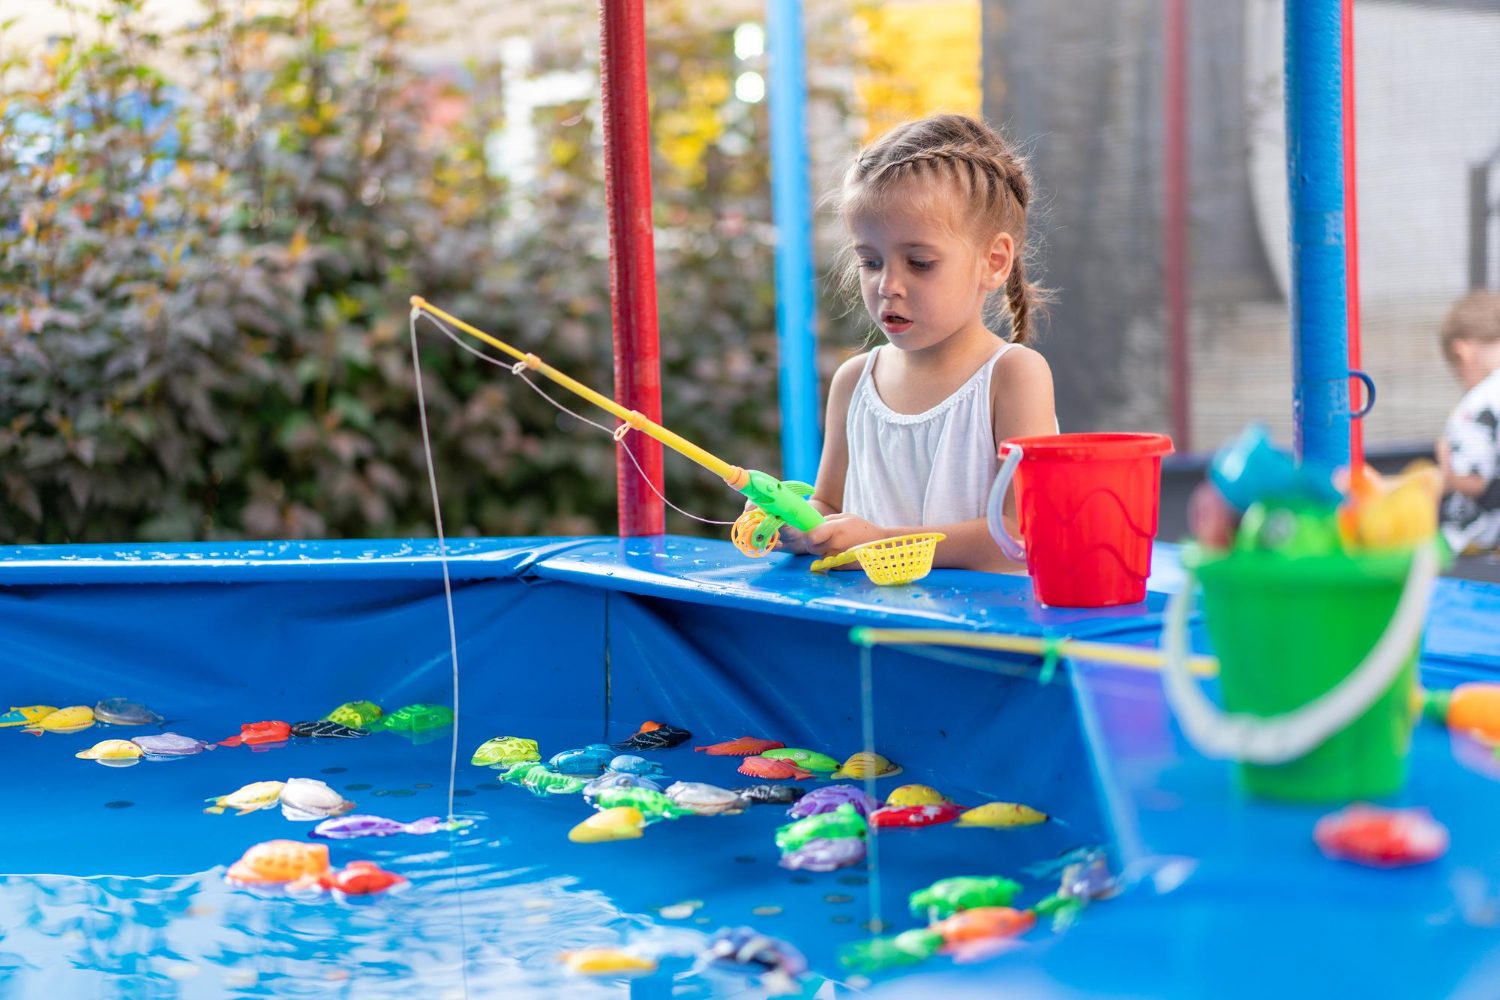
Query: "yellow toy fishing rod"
410 296 823 555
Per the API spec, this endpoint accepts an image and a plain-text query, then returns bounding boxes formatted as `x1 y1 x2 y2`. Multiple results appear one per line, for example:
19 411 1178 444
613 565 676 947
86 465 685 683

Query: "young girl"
785 113 1056 572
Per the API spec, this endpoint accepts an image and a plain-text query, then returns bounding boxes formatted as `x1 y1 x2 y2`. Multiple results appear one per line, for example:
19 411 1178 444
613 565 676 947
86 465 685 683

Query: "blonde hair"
1441 291 1500 364
835 113 1046 344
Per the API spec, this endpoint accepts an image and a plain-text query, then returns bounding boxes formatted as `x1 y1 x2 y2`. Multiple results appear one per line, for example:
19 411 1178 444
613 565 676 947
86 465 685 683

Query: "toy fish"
324 700 383 729
569 806 646 843
1057 849 1120 902
779 836 867 872
839 928 943 973
910 876 1022 920
608 754 664 776
956 802 1049 828
776 803 868 853
739 756 813 781
94 697 165 726
1341 462 1441 551
871 803 963 829
583 771 663 799
885 784 952 808
471 736 541 768
699 927 808 995
831 751 901 779
592 785 694 821
373 703 453 733
695 736 785 756
75 739 144 767
290 720 369 739
788 785 876 820
205 780 286 816
132 732 216 757
559 948 658 976
280 777 356 821
1313 804 1449 868
325 860 407 896
613 720 692 751
761 747 839 773
311 814 464 840
549 743 616 775
219 721 291 748
0 705 57 728
664 781 749 817
226 839 331 886
734 784 807 806
24 705 94 736
935 906 1035 947
500 762 589 797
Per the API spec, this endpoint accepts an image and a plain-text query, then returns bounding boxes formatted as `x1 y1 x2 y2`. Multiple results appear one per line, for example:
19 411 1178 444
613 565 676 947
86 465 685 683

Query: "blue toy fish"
549 743 616 775
608 754 664 777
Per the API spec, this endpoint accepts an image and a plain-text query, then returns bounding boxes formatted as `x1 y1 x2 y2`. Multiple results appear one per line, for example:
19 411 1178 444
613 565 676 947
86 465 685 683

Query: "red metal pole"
1342 0 1364 473
599 0 665 536
1164 0 1190 452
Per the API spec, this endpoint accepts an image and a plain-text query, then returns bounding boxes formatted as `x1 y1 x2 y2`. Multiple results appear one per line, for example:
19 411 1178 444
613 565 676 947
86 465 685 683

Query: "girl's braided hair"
837 114 1047 343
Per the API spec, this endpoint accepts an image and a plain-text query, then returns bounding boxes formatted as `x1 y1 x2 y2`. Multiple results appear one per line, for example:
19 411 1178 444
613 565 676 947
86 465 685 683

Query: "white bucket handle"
1161 542 1437 764
986 443 1028 562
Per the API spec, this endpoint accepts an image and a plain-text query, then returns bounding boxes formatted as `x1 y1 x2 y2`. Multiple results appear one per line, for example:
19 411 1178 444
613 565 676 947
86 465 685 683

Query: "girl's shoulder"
830 350 876 394
990 342 1052 386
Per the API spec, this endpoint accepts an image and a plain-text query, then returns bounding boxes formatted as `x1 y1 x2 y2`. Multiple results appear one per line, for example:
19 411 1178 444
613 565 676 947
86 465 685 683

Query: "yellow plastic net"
810 532 946 586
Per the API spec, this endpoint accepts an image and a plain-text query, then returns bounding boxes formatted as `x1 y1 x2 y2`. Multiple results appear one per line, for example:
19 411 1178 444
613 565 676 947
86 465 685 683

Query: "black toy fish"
290 720 370 739
612 720 692 751
734 784 808 806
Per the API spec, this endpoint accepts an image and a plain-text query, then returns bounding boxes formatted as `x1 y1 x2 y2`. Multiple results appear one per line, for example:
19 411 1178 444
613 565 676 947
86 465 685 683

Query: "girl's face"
848 182 1012 353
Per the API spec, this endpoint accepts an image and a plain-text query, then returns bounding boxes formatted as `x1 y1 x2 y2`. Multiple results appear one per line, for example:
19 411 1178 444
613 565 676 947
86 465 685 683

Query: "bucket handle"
1160 542 1438 765
986 444 1028 562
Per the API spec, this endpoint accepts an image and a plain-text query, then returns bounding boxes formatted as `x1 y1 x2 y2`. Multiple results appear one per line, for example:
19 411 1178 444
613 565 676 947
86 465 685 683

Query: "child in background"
1437 291 1500 554
780 114 1057 572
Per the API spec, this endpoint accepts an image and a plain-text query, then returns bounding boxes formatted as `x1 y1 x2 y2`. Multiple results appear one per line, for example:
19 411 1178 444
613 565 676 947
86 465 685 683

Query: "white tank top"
842 343 1015 527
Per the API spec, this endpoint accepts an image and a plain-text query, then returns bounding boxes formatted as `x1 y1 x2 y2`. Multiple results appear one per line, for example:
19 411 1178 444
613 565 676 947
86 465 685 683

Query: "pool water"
0 705 1097 998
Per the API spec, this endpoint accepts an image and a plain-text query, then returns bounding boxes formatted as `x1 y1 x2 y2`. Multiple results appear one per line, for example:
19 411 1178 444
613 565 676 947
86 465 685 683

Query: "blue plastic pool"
4 535 1499 998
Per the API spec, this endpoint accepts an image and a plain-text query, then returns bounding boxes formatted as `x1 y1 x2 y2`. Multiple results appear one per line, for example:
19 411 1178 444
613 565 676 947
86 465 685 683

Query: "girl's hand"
805 513 890 557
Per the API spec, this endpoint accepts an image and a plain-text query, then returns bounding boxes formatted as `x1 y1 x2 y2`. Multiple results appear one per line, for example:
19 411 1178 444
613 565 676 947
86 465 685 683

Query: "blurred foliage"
0 0 859 544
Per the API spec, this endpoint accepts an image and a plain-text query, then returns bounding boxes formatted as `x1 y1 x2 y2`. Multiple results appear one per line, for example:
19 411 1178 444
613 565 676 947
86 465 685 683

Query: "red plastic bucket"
986 433 1174 607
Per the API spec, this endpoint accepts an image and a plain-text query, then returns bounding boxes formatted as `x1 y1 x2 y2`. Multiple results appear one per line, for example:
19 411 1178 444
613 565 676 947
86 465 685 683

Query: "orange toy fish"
225 840 331 886
935 906 1035 948
695 736 786 756
220 721 292 748
738 755 813 781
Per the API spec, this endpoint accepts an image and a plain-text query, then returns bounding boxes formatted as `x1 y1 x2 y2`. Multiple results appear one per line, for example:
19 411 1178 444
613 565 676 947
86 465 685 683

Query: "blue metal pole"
766 0 821 483
1284 1 1350 468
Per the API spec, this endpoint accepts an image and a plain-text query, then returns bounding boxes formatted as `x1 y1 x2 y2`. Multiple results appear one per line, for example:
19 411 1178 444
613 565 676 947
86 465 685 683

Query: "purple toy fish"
309 814 457 840
787 784 877 820
778 836 867 873
130 733 216 758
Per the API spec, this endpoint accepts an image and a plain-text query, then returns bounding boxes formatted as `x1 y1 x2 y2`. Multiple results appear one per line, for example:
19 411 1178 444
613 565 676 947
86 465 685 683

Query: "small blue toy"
1209 424 1341 512
549 743 616 775
608 754 664 777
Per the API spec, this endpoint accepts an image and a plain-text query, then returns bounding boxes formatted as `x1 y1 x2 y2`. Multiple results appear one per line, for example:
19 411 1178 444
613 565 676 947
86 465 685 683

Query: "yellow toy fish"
885 784 951 808
76 739 144 767
569 807 646 844
1340 462 1441 551
558 948 657 976
0 705 58 728
24 705 95 736
204 780 287 816
832 751 902 779
957 802 1049 828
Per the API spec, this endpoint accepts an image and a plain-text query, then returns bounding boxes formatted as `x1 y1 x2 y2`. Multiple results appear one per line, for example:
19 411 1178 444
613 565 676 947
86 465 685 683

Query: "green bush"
0 0 856 544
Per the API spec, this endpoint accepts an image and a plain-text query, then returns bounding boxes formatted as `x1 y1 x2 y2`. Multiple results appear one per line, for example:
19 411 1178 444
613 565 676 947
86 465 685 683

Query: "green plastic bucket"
1164 544 1437 803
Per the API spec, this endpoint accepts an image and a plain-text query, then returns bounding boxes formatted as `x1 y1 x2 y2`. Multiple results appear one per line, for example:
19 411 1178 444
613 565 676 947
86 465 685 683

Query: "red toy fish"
738 755 813 781
220 721 292 748
870 803 964 829
1313 804 1448 868
322 860 407 896
696 736 786 757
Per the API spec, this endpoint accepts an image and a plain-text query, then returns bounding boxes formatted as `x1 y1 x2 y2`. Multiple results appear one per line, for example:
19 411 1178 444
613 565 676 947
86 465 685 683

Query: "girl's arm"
774 354 866 553
807 346 1057 573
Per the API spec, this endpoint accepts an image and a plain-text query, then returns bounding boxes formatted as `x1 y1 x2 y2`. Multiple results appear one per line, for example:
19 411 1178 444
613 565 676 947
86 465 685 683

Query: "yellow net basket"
809 532 946 586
